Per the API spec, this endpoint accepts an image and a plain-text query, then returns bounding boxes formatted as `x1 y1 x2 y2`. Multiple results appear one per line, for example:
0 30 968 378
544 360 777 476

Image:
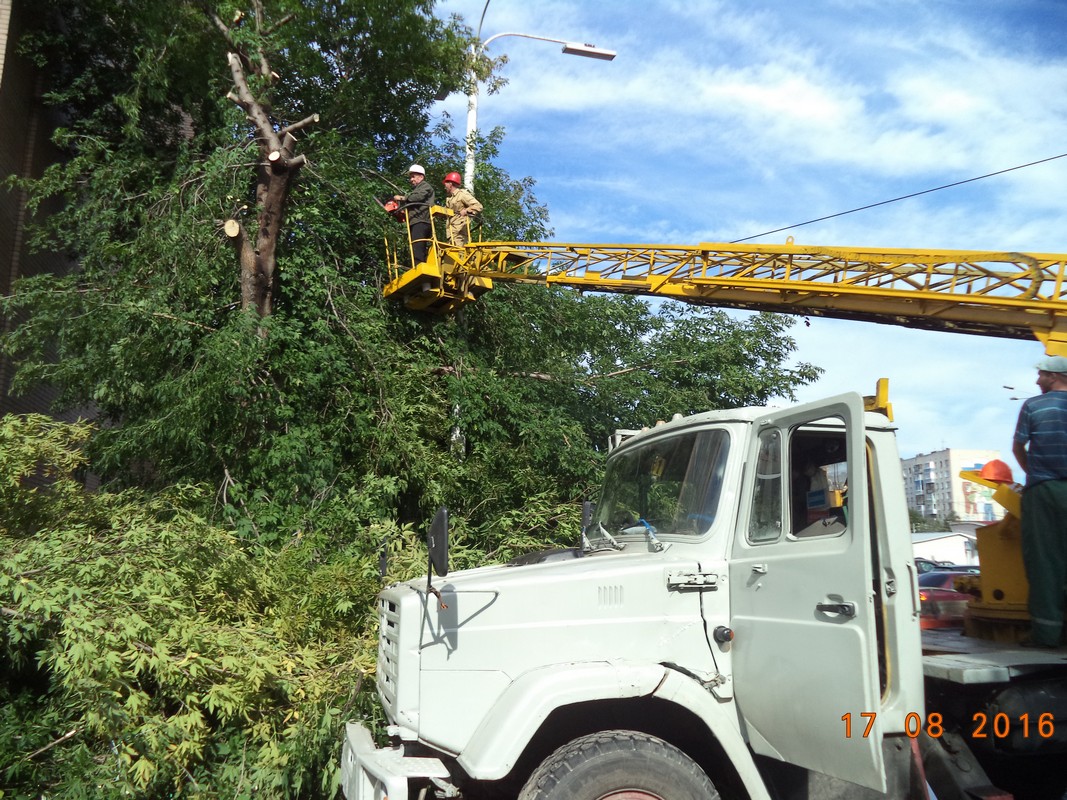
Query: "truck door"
729 394 885 791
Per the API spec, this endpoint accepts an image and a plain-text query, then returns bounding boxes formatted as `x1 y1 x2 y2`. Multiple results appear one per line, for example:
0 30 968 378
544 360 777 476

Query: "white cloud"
432 0 1067 459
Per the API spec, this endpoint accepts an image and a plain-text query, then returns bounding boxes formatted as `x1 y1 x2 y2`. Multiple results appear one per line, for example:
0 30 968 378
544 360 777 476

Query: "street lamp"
464 32 616 191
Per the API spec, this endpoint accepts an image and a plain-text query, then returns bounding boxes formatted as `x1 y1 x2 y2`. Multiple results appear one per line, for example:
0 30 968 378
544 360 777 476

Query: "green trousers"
1021 480 1067 646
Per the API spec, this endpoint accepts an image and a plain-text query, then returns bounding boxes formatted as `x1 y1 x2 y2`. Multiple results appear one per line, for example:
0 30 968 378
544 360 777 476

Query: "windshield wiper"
617 519 665 552
582 523 625 552
637 519 665 552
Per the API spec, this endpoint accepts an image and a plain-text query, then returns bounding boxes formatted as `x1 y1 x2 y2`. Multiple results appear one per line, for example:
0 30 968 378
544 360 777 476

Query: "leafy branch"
429 358 692 384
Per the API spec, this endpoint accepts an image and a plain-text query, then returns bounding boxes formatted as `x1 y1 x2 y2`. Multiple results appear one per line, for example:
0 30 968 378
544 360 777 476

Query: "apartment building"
901 448 1009 523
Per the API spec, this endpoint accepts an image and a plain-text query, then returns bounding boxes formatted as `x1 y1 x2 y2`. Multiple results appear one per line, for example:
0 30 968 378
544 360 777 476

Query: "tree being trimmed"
211 3 318 319
4 0 822 542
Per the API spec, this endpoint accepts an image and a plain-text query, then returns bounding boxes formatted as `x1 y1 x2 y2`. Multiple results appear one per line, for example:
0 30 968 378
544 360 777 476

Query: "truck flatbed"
922 628 1067 684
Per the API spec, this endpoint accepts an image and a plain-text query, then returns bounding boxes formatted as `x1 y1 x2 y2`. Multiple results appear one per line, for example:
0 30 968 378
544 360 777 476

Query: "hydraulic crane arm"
383 212 1067 354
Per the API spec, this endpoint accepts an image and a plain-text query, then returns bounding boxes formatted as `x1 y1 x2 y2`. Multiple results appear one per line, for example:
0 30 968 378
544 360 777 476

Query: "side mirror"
427 506 449 578
378 537 388 580
582 500 596 531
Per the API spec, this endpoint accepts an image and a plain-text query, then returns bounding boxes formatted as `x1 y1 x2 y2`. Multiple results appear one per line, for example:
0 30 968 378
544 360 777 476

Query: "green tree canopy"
1 2 825 794
3 0 821 540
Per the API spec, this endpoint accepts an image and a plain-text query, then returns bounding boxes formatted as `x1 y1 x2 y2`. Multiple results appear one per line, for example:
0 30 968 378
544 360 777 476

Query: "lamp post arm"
465 34 568 193
464 32 615 192
480 31 570 50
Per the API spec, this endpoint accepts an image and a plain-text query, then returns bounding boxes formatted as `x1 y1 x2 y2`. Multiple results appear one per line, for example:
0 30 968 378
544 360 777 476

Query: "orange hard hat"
443 172 462 186
979 459 1013 483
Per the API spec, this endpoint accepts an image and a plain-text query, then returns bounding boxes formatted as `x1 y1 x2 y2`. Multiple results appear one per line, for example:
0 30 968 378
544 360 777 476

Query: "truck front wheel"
518 730 719 800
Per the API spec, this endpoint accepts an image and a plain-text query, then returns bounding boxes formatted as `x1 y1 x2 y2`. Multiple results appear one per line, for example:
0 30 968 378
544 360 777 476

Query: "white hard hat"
408 164 426 175
1036 355 1067 374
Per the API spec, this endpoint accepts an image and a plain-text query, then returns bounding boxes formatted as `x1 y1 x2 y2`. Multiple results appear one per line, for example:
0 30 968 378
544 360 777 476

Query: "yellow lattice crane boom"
384 207 1067 355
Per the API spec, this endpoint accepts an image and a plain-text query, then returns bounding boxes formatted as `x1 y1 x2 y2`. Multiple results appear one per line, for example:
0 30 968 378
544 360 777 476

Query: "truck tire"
517 730 719 800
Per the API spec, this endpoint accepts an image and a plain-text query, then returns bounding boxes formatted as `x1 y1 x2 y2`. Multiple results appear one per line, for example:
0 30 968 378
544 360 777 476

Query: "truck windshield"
595 429 729 537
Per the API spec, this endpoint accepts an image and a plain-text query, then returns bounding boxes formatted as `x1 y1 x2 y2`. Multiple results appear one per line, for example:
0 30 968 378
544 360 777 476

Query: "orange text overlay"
841 712 1056 740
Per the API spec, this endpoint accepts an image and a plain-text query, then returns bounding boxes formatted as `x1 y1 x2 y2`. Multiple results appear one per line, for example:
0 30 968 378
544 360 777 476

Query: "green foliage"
0 414 94 537
463 289 821 450
0 415 388 797
908 508 954 532
1 4 825 793
3 0 822 546
274 0 470 157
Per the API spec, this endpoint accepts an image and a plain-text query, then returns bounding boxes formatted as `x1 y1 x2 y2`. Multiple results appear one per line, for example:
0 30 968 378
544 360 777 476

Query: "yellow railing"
383 227 1067 354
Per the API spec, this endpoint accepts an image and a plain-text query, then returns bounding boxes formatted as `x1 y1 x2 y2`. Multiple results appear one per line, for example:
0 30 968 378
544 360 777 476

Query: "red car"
918 587 970 629
918 570 979 591
917 571 979 629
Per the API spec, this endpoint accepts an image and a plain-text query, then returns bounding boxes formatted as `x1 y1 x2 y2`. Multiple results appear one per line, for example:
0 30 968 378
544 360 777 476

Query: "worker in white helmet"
394 164 435 265
442 171 483 247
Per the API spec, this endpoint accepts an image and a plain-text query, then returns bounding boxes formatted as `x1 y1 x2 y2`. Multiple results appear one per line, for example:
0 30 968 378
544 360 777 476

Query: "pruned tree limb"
281 130 297 156
281 114 319 137
226 52 281 152
223 218 242 239
264 12 295 36
25 728 80 761
223 217 262 315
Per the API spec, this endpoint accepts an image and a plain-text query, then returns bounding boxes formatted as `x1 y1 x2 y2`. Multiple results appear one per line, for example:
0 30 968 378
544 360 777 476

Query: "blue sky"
430 0 1067 464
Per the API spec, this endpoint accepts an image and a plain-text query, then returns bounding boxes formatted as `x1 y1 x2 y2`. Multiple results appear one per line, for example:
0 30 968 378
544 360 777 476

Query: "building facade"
901 448 1009 523
911 530 979 566
1 0 72 417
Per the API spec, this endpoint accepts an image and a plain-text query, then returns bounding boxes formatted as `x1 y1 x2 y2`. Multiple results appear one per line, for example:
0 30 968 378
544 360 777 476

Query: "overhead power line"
732 151 1067 244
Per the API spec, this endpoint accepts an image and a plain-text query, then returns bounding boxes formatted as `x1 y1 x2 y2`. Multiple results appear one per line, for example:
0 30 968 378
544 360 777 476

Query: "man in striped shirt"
1013 355 1067 648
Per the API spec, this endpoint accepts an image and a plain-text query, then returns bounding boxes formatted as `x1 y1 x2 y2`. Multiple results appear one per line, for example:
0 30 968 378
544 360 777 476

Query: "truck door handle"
816 602 856 617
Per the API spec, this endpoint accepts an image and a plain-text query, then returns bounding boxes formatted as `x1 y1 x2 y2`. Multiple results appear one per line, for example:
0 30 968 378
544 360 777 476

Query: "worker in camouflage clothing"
442 171 483 247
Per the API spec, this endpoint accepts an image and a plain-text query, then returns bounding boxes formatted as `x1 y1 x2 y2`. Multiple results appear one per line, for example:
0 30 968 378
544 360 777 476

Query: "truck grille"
377 597 402 717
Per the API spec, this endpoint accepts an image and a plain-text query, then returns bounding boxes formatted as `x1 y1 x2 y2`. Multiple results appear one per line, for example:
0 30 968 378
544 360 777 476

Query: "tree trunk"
211 5 318 323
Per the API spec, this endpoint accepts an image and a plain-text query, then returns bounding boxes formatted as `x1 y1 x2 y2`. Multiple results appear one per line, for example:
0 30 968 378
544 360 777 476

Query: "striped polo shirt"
1015 390 1067 486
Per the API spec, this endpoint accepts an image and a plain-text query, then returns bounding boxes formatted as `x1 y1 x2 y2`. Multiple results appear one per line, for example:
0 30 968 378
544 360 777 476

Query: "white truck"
339 389 1067 800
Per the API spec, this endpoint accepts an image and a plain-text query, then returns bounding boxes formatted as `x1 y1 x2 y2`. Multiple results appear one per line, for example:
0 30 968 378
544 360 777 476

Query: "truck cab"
341 392 929 799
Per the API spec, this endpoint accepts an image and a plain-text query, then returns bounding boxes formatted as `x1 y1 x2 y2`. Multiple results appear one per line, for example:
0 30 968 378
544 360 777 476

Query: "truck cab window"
595 429 729 537
748 429 783 543
747 426 850 543
788 429 848 538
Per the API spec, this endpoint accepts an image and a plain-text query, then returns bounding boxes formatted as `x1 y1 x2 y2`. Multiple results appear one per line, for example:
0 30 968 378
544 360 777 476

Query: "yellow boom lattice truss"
383 218 1067 354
